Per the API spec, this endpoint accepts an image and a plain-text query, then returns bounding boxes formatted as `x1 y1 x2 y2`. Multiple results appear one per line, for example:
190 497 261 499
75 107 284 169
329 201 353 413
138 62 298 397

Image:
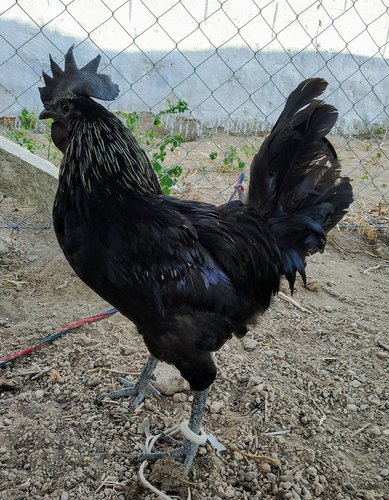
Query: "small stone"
20 480 31 491
294 470 303 481
137 417 150 435
0 446 8 454
87 376 100 387
306 281 320 292
242 338 258 351
374 245 389 260
245 471 257 481
307 466 318 476
3 418 12 426
0 377 19 390
324 305 333 312
376 351 389 359
301 486 312 499
342 482 356 493
248 375 262 388
312 482 324 496
119 345 134 356
346 403 358 412
172 392 187 403
281 481 293 490
35 389 45 399
251 383 265 394
274 349 286 360
233 451 243 461
298 448 316 464
349 380 362 388
53 387 61 396
0 319 8 327
61 492 69 500
260 463 271 474
79 334 94 346
370 425 381 436
210 401 224 414
379 468 389 478
27 254 39 262
224 486 235 498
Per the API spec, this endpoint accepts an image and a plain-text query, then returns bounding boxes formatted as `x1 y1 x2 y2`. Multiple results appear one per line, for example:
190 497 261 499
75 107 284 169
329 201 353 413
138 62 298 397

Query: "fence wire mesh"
0 0 388 234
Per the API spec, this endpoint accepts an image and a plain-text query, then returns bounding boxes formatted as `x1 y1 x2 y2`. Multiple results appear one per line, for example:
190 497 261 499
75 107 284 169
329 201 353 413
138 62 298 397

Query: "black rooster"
39 47 352 470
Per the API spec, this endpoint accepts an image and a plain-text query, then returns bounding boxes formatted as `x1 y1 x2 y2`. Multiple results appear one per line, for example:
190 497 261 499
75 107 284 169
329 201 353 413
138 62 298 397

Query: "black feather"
248 78 352 291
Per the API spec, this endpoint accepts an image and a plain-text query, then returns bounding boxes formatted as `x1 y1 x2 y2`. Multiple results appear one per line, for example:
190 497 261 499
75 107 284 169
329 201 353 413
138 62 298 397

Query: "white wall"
0 0 388 134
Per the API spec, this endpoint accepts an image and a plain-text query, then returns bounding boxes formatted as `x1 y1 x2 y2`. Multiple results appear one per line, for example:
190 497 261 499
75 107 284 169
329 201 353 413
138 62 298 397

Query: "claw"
94 355 160 410
130 446 186 464
94 375 161 410
130 437 202 472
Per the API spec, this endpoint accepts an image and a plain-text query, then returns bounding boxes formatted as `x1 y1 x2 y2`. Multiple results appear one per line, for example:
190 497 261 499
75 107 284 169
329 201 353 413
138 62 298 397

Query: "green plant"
210 143 256 172
8 129 38 153
117 111 140 132
223 145 246 170
151 133 184 194
242 143 257 160
120 99 188 194
19 108 38 130
371 125 386 141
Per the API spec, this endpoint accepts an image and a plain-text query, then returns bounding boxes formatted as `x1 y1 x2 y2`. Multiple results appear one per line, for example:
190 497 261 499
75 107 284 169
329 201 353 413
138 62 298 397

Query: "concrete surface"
0 136 58 211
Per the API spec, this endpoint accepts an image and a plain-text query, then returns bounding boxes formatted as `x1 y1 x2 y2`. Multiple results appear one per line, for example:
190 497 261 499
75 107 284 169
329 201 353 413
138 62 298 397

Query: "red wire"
0 309 117 366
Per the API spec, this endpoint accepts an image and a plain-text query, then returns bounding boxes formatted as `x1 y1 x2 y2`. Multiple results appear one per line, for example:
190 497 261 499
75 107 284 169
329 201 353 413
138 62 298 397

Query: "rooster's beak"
39 109 53 120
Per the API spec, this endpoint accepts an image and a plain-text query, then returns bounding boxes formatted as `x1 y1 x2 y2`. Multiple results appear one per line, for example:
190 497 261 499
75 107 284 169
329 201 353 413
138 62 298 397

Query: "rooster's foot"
94 355 160 410
94 375 161 410
131 434 202 472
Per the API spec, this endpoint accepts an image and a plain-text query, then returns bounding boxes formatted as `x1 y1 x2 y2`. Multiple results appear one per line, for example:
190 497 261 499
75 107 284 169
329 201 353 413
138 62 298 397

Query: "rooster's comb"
39 45 119 105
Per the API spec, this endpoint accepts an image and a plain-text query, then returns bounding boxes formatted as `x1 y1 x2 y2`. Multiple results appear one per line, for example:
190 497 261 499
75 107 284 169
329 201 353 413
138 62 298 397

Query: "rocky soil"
0 131 388 499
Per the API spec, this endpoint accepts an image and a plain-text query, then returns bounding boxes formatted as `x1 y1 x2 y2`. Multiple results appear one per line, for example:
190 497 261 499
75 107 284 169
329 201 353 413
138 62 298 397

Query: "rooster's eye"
61 102 70 114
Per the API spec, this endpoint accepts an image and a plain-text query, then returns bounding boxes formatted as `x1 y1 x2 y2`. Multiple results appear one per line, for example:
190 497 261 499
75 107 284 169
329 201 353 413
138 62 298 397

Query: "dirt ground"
0 133 388 500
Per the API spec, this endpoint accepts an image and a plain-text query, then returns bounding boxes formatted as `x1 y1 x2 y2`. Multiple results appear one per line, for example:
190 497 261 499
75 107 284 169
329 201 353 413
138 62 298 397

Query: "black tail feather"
248 78 353 291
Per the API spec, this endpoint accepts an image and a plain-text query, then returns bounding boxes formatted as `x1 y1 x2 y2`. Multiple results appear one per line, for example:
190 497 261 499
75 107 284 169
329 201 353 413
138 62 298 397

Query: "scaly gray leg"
95 354 160 410
131 387 210 472
182 388 209 470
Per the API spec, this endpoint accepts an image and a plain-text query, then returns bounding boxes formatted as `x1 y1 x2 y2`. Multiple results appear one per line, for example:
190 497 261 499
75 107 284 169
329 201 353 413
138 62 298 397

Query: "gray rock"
370 425 381 436
210 401 224 414
153 363 189 395
242 338 258 351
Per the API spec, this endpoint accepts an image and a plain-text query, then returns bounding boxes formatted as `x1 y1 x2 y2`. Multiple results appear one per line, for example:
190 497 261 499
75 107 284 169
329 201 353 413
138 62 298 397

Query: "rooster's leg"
131 388 209 472
95 354 160 410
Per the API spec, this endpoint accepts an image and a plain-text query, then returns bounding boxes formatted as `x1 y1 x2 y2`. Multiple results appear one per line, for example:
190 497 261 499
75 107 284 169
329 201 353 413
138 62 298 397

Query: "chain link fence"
0 0 388 233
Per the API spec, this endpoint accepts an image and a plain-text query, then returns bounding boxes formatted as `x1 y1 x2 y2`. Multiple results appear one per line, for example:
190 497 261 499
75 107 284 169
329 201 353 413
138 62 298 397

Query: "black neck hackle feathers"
39 47 353 398
60 97 162 197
